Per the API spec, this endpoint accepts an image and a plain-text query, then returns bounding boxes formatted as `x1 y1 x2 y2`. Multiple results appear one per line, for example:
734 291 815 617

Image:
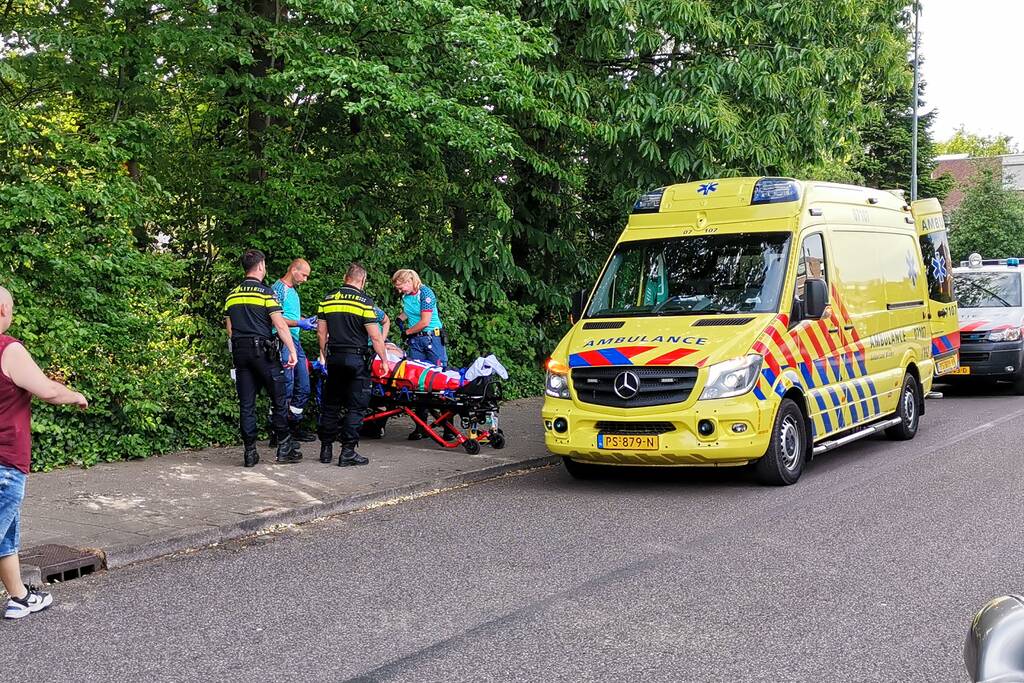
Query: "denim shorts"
0 464 26 558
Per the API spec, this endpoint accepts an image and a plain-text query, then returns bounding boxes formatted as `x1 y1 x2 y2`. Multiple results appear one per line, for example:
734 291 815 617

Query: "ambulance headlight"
545 358 571 399
545 372 571 399
699 355 763 400
987 328 1022 342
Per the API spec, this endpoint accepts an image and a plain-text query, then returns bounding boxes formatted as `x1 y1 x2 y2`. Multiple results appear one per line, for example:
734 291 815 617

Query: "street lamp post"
911 1 920 201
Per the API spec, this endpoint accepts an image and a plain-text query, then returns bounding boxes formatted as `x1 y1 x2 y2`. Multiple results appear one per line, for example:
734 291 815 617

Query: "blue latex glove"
312 359 328 375
298 316 318 331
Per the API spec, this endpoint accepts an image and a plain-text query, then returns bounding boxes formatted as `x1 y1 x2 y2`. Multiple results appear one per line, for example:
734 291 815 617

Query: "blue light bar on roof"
632 187 665 214
1009 258 1020 267
751 177 800 205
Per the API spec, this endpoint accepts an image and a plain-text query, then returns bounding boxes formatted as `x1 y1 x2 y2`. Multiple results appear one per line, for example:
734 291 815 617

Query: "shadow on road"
935 380 1020 399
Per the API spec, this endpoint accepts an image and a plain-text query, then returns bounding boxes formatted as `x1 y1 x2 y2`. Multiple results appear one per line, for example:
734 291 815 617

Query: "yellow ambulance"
542 177 959 485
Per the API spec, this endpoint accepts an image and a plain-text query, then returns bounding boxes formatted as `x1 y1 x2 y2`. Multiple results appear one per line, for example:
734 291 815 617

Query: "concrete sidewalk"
17 397 551 575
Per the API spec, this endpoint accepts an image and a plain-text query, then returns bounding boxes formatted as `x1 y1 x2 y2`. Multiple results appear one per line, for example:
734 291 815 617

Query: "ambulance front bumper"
541 396 775 466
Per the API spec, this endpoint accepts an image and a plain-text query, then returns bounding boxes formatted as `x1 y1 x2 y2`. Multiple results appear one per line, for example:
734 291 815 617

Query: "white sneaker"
4 585 53 619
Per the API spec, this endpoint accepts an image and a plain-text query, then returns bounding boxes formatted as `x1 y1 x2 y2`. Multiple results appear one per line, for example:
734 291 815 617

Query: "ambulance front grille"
571 366 699 408
594 421 676 435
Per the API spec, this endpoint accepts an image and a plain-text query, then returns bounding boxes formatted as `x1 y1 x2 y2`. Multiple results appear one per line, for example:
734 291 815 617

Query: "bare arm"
1 343 88 408
318 319 328 364
271 312 297 368
225 317 232 337
381 313 391 341
406 310 433 336
367 324 390 375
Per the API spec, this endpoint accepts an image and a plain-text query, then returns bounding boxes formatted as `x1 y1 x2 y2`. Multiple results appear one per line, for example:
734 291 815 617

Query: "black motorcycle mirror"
964 594 1024 683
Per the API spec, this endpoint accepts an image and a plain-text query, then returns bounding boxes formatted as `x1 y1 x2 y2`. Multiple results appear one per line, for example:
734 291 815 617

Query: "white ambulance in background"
950 254 1024 393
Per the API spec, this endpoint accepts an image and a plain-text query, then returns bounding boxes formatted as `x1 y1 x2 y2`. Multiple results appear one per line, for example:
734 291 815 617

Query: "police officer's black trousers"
319 351 371 447
232 342 289 446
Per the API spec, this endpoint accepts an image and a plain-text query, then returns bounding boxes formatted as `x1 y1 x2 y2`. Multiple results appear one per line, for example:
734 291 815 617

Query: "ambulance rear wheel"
562 457 605 480
885 373 921 440
754 398 807 486
463 440 481 455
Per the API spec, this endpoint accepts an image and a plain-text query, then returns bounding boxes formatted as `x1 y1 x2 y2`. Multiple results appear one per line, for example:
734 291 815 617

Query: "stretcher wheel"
489 431 506 449
463 440 481 455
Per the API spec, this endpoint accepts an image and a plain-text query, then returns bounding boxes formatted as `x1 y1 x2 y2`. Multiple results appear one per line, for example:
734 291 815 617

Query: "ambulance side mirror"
804 278 828 319
569 289 588 324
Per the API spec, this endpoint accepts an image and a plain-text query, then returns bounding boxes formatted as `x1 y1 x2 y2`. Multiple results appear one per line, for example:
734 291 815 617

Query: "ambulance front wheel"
885 373 921 441
753 398 807 486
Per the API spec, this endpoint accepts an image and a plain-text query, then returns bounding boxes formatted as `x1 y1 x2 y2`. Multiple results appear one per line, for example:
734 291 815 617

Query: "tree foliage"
936 125 1019 158
797 9 951 201
851 76 953 201
948 166 1024 262
1 0 912 469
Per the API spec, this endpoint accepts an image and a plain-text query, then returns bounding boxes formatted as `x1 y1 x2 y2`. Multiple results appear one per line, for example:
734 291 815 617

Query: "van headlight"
699 354 763 400
544 358 571 399
545 372 571 399
987 328 1022 342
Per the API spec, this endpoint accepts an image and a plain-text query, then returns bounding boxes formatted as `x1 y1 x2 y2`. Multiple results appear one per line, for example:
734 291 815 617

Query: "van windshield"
953 272 1022 308
586 232 792 318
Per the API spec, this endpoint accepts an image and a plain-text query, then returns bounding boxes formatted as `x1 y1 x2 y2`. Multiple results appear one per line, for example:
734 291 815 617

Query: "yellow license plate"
598 434 659 450
937 355 960 375
950 366 971 375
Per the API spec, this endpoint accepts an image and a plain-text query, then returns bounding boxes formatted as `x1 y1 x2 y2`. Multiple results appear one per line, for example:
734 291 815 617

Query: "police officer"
391 268 449 440
317 263 390 466
225 249 302 467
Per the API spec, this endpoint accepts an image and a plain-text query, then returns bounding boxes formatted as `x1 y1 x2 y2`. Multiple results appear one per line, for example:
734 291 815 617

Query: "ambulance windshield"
587 232 791 318
953 272 1022 308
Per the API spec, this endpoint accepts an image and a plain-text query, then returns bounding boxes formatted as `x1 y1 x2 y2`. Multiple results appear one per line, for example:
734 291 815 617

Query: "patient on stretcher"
371 342 507 392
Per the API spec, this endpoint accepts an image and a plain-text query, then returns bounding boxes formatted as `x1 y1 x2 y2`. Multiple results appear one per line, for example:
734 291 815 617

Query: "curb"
20 563 42 586
99 454 558 570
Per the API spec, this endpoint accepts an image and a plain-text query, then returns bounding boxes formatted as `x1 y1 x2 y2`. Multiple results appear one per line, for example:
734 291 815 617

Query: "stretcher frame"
361 375 506 455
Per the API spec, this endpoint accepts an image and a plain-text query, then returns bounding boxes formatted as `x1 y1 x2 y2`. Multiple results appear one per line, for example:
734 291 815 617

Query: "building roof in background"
933 154 1024 213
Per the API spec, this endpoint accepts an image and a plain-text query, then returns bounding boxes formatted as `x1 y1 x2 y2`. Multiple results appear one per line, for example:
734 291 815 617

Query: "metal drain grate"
20 545 103 584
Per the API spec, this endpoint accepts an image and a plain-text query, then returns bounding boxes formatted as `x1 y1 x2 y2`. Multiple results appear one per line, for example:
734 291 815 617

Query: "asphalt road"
3 384 1024 682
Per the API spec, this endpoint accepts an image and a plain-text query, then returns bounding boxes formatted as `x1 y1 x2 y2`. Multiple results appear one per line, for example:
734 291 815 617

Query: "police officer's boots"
319 441 333 464
275 434 302 464
338 443 369 467
243 442 260 468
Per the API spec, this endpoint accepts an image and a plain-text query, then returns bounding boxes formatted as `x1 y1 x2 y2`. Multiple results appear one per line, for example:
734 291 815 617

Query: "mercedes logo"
613 371 640 400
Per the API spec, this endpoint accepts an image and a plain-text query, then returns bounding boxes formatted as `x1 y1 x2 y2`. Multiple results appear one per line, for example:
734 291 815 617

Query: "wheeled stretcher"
362 366 505 454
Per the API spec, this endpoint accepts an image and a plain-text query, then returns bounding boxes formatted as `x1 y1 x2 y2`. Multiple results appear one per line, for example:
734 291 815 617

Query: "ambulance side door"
913 199 959 374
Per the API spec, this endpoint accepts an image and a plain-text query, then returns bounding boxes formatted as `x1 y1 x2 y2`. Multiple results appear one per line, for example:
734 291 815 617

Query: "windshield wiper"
651 295 711 314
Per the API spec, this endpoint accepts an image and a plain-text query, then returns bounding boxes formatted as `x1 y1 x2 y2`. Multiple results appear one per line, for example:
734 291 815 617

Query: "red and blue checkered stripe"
931 331 960 356
568 346 655 367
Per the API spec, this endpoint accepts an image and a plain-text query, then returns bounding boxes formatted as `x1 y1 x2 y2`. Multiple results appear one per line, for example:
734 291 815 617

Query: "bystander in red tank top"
0 335 32 474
